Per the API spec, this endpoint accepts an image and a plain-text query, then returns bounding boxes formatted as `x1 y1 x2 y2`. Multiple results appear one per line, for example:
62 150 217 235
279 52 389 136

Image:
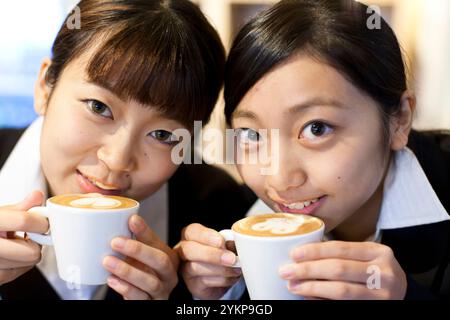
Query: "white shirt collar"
377 147 449 229
246 147 449 239
0 117 169 299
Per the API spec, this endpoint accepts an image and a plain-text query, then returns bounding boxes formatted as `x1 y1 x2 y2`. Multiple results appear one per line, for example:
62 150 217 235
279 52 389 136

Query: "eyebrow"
232 97 348 121
83 79 117 97
286 97 348 116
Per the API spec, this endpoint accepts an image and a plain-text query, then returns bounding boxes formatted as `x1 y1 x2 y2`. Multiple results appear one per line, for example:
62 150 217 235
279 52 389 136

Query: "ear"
389 90 416 151
34 58 53 116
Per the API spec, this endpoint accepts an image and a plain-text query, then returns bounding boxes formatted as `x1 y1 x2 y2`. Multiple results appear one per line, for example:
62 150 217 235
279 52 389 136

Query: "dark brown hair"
46 0 225 128
224 0 407 142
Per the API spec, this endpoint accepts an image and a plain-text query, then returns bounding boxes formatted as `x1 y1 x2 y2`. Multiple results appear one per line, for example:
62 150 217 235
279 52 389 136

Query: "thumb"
12 190 45 211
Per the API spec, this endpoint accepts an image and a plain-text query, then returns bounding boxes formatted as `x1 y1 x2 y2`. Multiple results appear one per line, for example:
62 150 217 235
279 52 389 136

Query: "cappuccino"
50 193 137 209
232 213 323 237
28 193 139 285
220 212 325 299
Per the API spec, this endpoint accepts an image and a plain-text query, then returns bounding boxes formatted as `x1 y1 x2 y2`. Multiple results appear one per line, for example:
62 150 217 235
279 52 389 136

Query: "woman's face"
35 52 184 201
232 55 392 233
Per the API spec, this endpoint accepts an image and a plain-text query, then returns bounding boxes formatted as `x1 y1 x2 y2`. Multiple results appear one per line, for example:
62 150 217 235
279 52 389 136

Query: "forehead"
242 55 353 107
233 54 381 125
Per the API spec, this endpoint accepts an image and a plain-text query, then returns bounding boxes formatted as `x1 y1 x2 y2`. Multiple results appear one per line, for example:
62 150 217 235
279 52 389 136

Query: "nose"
266 146 306 193
97 128 137 173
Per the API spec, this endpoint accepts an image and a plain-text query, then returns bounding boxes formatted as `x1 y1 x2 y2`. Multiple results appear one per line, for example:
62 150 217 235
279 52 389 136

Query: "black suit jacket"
0 128 255 300
0 128 450 299
383 130 450 299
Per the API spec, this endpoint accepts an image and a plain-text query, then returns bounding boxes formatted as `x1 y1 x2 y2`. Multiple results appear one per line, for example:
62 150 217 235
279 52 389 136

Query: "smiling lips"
277 196 326 215
76 170 124 196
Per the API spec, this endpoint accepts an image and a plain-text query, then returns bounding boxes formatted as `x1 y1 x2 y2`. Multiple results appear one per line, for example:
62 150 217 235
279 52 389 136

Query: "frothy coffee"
232 213 323 237
50 193 138 209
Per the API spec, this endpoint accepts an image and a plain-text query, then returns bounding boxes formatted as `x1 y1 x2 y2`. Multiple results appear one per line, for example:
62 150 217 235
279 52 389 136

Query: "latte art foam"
251 216 305 235
232 213 323 237
50 193 138 209
70 197 122 209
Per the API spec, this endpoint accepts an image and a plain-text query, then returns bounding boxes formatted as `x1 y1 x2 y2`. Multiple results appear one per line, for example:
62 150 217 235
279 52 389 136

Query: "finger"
0 231 6 238
279 259 369 283
181 223 225 248
107 275 150 300
103 256 164 298
185 279 230 300
198 275 242 288
177 240 237 267
5 190 44 211
290 241 383 262
128 215 178 268
128 215 159 246
0 209 49 233
0 257 37 269
0 266 33 284
287 280 379 300
123 256 156 277
0 238 42 262
182 261 242 278
110 238 176 283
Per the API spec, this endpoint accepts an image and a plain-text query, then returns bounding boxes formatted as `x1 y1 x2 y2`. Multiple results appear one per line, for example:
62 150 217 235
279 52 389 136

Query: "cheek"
41 108 96 161
236 163 266 198
312 142 386 202
40 117 103 195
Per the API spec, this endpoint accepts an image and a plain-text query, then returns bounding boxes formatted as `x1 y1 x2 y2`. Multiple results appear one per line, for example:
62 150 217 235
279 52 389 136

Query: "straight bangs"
86 14 204 129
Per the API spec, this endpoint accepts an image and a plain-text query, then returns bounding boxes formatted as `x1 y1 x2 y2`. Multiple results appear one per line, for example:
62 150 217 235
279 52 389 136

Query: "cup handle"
27 206 53 246
219 229 240 268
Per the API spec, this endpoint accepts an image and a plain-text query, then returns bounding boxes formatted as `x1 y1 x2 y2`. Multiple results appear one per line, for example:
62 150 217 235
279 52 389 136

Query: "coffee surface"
232 213 323 237
50 193 137 209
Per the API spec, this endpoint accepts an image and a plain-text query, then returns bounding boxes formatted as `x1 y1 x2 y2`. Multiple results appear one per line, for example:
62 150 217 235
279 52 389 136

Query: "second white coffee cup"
220 213 325 300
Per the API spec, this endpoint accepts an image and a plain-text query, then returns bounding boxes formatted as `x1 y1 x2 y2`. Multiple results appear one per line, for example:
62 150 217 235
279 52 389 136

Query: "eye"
85 99 113 119
149 130 180 146
300 121 333 141
235 128 261 147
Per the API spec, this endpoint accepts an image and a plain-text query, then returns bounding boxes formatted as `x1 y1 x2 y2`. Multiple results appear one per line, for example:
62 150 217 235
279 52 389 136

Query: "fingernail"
108 277 119 286
288 280 302 290
233 267 243 275
279 264 294 278
209 235 223 247
221 252 236 266
104 257 118 270
111 238 126 249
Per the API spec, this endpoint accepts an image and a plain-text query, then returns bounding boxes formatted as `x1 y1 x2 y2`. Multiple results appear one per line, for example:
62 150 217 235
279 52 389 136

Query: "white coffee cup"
220 213 324 300
27 194 139 285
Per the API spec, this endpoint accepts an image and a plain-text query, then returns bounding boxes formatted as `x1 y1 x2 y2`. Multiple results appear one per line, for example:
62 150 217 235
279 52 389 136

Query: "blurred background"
1 0 449 161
